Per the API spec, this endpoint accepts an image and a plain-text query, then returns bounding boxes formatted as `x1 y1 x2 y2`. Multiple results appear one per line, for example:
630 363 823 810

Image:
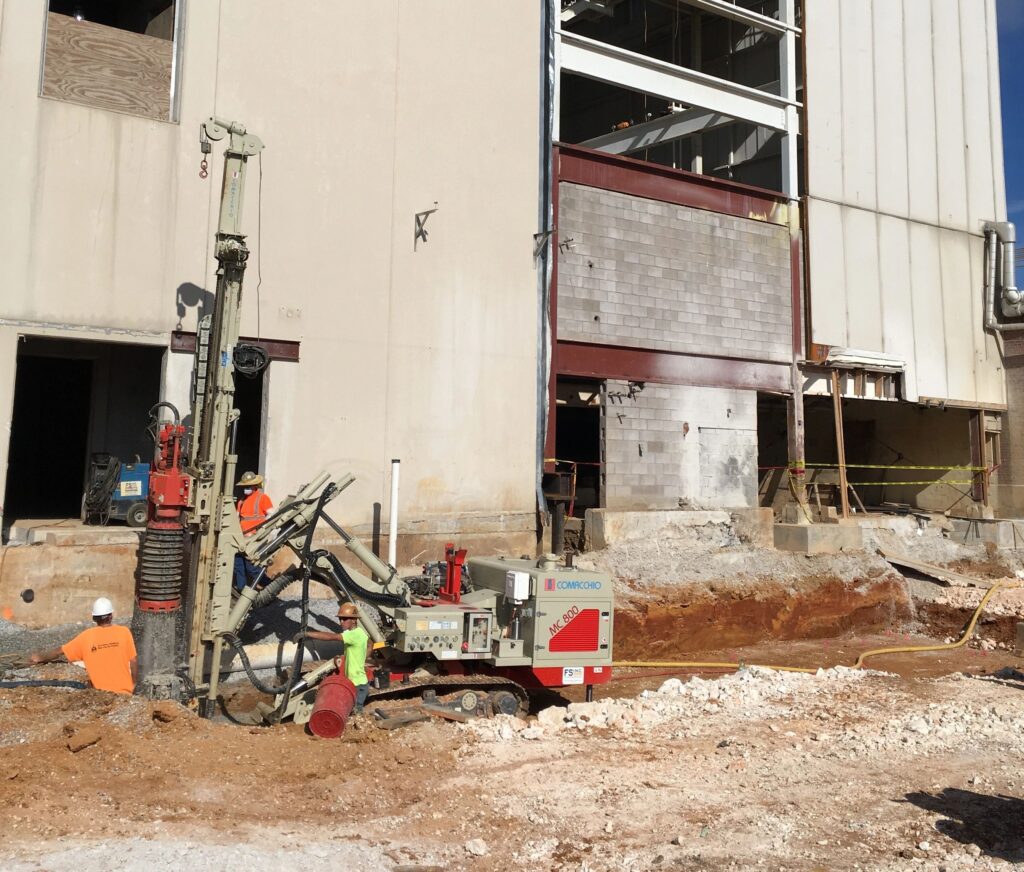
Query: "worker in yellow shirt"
305 602 371 714
29 597 137 694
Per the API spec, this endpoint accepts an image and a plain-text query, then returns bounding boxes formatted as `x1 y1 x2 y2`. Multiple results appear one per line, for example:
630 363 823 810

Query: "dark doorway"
553 378 603 517
5 356 93 519
3 337 163 529
232 368 265 484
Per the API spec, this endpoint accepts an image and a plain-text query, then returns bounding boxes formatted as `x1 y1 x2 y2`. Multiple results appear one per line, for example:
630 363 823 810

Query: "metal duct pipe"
983 223 1024 332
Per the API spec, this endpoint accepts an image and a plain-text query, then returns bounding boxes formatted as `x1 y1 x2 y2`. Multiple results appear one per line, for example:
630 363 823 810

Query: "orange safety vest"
237 489 273 534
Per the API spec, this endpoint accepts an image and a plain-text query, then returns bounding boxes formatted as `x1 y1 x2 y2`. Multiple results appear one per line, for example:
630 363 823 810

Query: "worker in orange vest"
234 470 273 591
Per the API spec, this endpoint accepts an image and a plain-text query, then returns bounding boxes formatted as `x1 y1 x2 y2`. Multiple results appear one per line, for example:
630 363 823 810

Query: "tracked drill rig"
134 118 614 723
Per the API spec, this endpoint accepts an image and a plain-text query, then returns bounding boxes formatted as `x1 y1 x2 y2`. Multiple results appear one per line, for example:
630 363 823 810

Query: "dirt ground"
2 522 1023 871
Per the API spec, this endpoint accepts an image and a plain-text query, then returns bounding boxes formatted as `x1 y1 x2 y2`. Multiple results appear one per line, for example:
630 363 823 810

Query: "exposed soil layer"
918 602 1020 645
613 576 913 660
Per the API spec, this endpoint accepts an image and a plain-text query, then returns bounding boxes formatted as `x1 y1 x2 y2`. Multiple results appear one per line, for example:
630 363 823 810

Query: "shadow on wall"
903 788 1024 863
175 281 214 330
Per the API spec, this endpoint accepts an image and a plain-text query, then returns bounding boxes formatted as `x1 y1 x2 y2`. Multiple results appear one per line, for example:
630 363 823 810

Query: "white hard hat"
92 597 113 618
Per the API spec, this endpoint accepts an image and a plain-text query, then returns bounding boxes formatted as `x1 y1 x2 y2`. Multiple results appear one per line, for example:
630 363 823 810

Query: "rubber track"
368 672 529 714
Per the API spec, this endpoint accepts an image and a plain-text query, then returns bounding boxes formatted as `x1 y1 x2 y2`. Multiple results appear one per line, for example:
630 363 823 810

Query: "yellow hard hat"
237 471 264 487
337 602 360 620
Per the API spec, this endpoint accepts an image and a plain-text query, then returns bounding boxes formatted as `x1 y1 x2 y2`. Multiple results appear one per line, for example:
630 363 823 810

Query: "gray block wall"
557 183 792 363
604 380 757 510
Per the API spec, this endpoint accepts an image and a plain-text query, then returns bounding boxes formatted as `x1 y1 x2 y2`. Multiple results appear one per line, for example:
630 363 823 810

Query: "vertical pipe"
831 370 851 520
388 459 400 568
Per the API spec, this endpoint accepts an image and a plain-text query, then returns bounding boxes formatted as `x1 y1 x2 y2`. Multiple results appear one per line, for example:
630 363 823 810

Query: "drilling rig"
134 117 614 723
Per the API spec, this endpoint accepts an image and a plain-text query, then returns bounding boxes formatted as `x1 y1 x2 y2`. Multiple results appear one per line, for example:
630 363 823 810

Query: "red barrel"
308 674 357 738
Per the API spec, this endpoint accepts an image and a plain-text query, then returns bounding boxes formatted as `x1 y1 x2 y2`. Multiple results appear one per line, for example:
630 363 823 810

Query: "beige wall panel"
985 0 1007 219
838 0 876 211
902 0 940 225
804 0 844 203
931 0 969 231
907 221 948 399
0 330 18 511
960 0 998 231
872 0 909 218
938 228 975 401
807 198 848 347
383 0 540 516
877 215 918 401
842 206 883 351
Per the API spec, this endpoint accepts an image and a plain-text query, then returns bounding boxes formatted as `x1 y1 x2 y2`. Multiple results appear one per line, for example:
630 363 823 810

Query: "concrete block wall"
604 381 757 510
557 183 792 363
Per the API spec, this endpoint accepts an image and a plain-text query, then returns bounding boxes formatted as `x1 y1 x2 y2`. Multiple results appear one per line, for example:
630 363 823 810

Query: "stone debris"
465 666 877 742
464 838 489 856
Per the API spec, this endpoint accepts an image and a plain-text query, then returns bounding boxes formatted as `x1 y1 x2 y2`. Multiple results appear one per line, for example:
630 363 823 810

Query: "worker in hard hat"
234 470 273 592
29 598 137 695
304 602 371 714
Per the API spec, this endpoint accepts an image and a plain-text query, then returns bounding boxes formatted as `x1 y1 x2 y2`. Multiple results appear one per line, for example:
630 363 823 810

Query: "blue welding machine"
82 454 151 527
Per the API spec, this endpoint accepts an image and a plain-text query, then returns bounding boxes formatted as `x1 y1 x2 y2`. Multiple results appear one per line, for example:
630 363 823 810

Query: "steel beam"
667 0 799 36
778 0 799 198
581 107 733 154
557 30 793 132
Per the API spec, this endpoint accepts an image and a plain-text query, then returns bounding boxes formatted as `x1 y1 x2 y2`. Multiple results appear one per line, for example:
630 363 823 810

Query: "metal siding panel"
873 0 909 218
985 0 1007 220
839 0 877 210
877 215 918 401
939 228 975 401
843 206 883 350
908 222 949 399
932 0 970 230
807 198 849 347
804 0 844 202
960 0 997 231
903 0 940 225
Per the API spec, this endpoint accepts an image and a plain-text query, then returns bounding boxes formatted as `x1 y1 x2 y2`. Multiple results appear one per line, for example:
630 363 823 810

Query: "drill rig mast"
135 117 614 722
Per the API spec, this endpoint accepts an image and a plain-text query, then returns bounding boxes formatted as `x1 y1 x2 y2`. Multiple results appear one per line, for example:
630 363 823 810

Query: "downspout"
983 221 1024 331
536 0 556 519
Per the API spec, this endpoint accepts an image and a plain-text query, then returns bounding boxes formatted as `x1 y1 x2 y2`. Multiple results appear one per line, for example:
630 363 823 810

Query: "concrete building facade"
0 0 1017 622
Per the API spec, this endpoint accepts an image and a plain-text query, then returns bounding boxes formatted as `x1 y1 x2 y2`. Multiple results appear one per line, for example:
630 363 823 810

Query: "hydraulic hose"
614 581 1014 675
222 633 306 697
320 550 403 608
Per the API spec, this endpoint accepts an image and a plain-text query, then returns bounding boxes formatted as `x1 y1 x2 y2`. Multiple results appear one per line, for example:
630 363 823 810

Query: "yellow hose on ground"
613 581 1012 675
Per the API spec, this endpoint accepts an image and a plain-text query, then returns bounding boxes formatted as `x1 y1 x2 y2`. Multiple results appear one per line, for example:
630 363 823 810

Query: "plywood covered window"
41 1 183 122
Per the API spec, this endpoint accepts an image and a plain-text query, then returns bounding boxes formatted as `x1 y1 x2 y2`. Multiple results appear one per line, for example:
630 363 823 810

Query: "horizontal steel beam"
669 0 799 35
558 31 794 132
581 107 733 154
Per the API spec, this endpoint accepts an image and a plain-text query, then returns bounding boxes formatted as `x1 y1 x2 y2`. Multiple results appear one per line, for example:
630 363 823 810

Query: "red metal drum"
308 674 357 738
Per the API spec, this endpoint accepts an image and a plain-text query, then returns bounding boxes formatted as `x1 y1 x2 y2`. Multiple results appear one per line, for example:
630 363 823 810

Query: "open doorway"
232 367 266 484
553 378 603 517
3 337 163 527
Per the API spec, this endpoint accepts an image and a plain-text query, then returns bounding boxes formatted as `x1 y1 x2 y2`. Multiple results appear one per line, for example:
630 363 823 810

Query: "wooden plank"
374 711 431 731
419 703 472 723
880 551 994 589
831 370 850 519
41 12 172 122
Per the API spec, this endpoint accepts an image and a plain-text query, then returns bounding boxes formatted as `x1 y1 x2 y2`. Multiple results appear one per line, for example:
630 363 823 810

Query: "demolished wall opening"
3 337 163 527
552 378 604 517
232 365 266 487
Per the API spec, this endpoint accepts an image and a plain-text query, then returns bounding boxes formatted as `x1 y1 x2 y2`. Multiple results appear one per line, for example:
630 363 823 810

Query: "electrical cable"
0 680 88 689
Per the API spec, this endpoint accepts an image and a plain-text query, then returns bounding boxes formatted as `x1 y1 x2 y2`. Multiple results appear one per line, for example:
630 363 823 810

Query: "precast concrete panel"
877 215 917 402
843 206 883 351
872 0 909 219
805 0 1007 407
804 0 844 204
907 221 948 401
839 0 876 211
806 198 848 348
939 228 976 403
932 0 970 231
902 0 940 225
961 0 999 233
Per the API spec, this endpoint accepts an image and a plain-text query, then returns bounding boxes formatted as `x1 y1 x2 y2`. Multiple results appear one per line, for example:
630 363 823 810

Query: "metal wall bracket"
414 202 438 250
533 229 555 261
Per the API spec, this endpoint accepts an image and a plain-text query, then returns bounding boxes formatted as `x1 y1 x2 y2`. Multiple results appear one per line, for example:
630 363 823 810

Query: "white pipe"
983 224 1024 331
388 458 401 568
